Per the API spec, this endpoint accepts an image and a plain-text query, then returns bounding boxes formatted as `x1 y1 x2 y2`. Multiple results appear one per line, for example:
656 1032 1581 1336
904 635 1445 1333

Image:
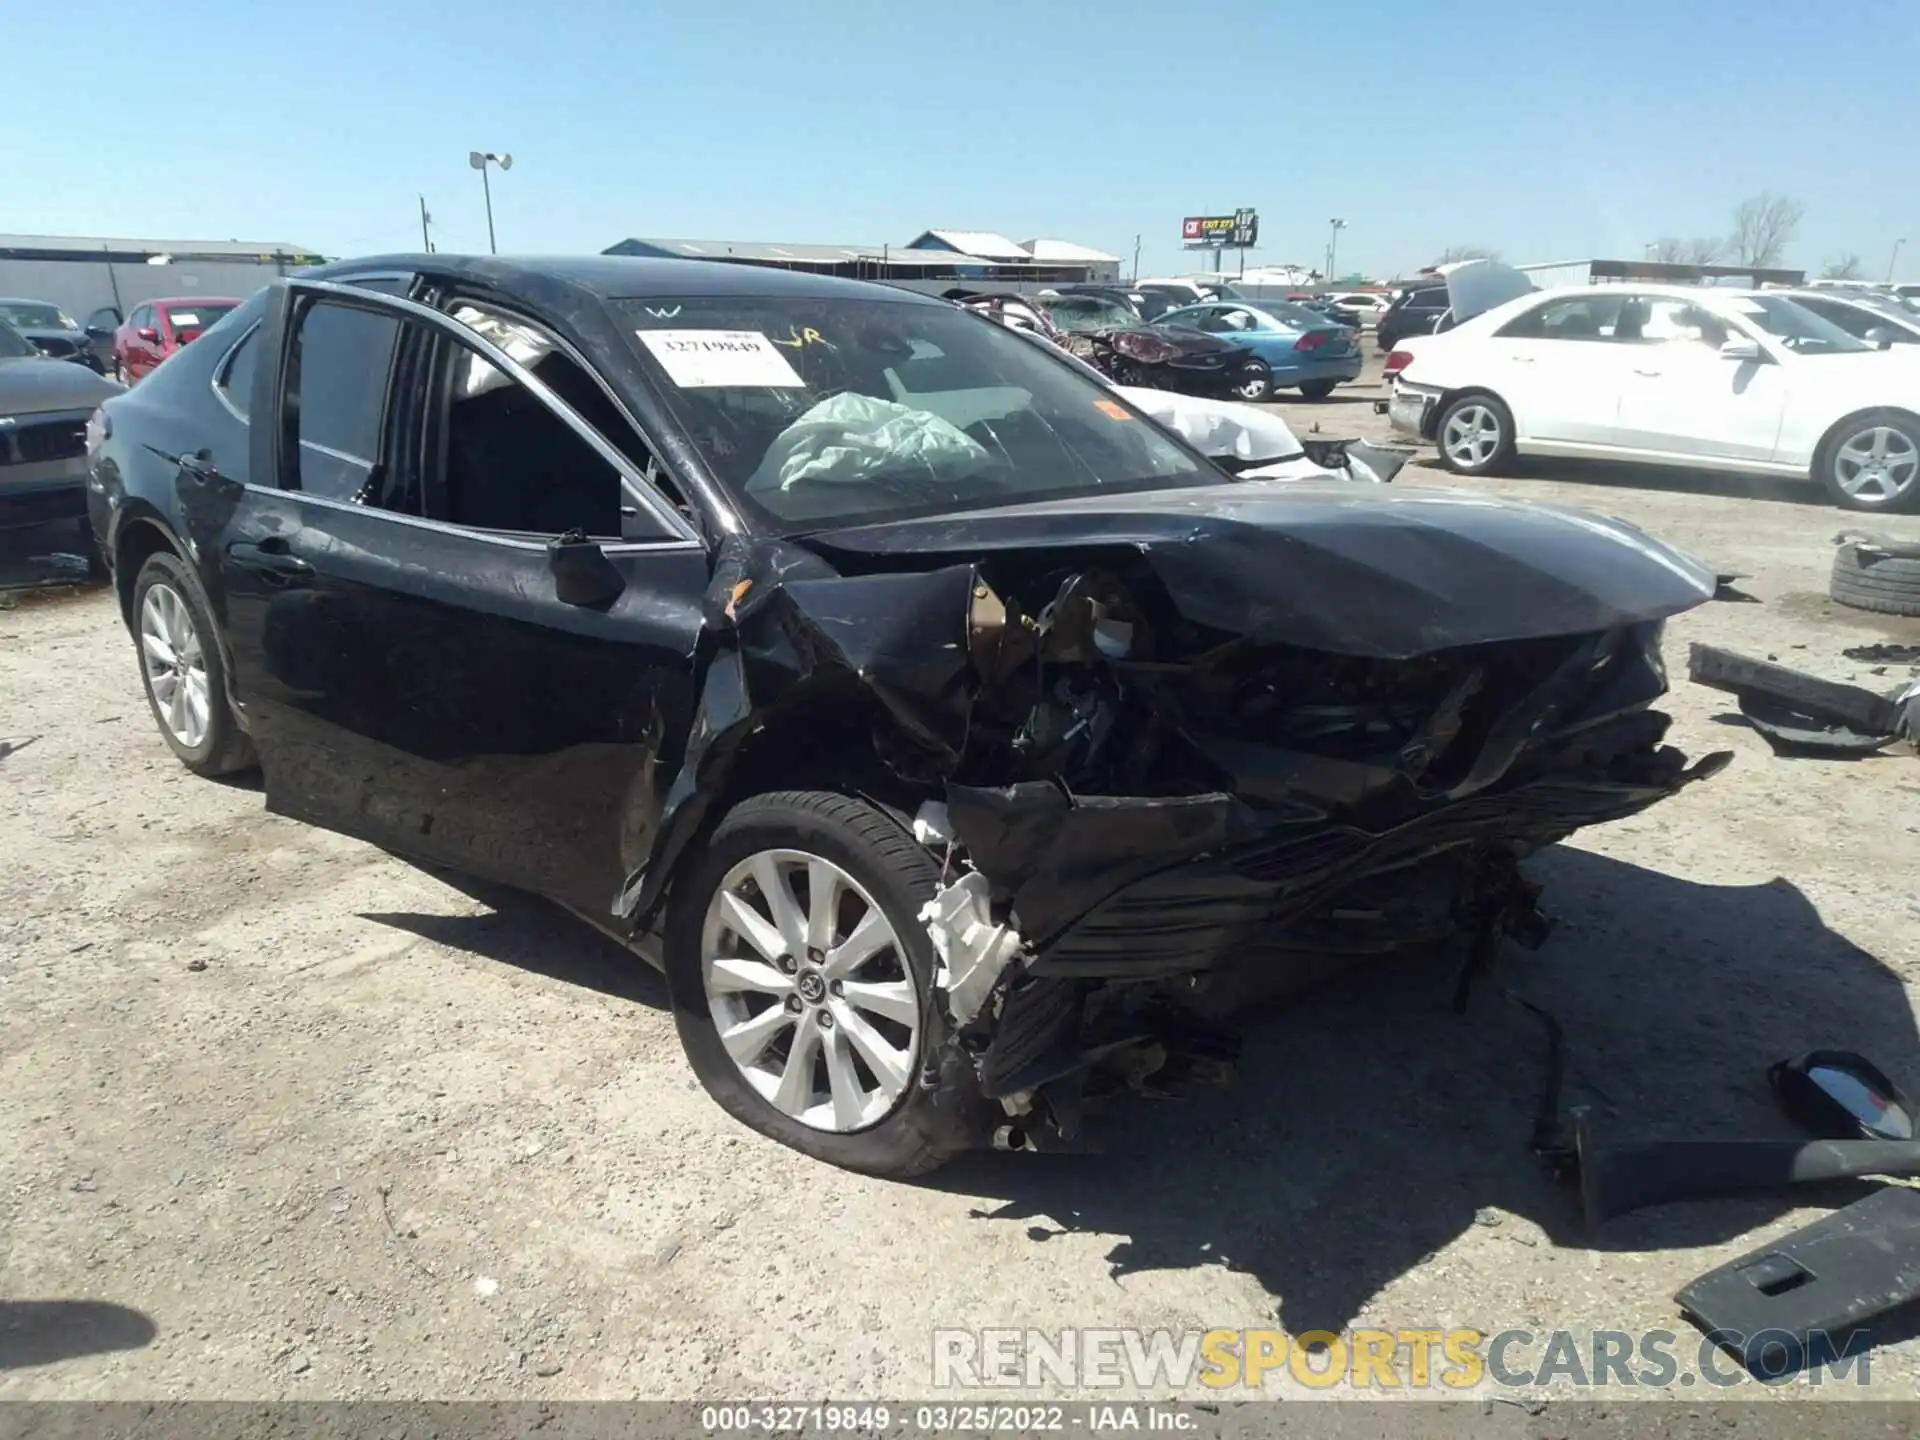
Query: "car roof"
148 296 243 307
0 296 61 305
313 253 948 306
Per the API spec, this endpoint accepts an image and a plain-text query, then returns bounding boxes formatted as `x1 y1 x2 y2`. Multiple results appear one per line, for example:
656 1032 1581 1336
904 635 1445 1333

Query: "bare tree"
1820 253 1865 281
1731 193 1804 267
1648 237 1687 263
1433 245 1500 265
1681 235 1729 265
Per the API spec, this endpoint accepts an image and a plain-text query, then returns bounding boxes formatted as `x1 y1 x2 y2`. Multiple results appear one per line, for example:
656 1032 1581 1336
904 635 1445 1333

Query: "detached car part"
1675 1186 1920 1378
1687 642 1912 754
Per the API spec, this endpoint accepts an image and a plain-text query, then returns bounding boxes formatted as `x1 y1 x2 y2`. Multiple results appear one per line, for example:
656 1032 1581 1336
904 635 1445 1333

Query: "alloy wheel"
1443 404 1502 468
139 583 211 749
1233 368 1271 401
699 848 922 1133
1833 425 1919 506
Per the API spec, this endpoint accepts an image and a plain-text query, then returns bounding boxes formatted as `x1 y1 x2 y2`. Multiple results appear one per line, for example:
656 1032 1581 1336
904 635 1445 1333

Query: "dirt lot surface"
4 355 1920 1407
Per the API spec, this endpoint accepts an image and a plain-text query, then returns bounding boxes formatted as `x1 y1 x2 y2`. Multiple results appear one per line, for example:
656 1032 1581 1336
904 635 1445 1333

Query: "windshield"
0 322 35 359
616 295 1208 531
1723 295 1869 354
163 302 237 333
0 301 75 331
1032 293 1143 334
1256 301 1334 331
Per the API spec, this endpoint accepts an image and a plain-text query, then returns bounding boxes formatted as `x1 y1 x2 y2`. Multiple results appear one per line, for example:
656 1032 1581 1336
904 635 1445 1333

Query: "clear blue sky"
9 0 1917 280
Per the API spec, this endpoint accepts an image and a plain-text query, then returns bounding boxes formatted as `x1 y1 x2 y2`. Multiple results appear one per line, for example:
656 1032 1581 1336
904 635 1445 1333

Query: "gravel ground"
3 355 1919 1407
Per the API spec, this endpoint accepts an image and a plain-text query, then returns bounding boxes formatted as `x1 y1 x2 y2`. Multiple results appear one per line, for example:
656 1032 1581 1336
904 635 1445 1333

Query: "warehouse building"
603 228 1122 293
0 233 323 324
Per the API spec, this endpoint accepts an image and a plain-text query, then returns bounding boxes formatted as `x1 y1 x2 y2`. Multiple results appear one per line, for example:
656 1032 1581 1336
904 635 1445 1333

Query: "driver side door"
214 280 711 912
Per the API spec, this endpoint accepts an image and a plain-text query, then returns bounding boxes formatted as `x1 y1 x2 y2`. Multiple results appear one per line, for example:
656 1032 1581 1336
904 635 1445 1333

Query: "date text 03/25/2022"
699 1404 1199 1433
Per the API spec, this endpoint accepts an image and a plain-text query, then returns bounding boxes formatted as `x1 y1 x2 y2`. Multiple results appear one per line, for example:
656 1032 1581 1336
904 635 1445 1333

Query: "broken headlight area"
897 568 1728 1152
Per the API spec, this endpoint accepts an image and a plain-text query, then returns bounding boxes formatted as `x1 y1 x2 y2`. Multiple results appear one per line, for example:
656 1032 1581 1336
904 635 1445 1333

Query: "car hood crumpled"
800 481 1718 660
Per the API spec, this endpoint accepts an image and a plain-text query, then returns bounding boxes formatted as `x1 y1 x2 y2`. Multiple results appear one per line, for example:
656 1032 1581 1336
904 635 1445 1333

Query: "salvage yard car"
88 255 1727 1176
1387 284 1920 512
1 318 121 537
1153 299 1364 399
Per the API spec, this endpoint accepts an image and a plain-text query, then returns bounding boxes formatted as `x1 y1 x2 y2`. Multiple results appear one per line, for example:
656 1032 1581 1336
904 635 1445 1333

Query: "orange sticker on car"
1094 399 1132 420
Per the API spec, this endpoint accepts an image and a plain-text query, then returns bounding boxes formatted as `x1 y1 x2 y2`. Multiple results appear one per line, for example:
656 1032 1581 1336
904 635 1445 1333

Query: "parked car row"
1385 275 1920 511
0 295 241 381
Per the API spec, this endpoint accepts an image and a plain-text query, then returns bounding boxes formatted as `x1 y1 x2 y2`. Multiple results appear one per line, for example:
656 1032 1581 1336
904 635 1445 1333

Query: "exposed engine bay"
616 482 1730 1154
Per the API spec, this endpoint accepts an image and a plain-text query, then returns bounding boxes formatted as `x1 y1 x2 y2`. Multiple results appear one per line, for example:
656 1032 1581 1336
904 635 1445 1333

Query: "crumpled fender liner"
943 780 1257 946
616 536 980 932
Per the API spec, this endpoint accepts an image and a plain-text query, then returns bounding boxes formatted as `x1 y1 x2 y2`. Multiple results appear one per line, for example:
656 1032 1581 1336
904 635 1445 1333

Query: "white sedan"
1385 284 1920 511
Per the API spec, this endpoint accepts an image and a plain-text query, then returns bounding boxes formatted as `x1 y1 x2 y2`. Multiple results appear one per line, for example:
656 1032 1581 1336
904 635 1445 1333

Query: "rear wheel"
1298 379 1339 400
1818 413 1920 513
131 551 254 776
1436 393 1516 476
665 790 983 1178
111 359 128 387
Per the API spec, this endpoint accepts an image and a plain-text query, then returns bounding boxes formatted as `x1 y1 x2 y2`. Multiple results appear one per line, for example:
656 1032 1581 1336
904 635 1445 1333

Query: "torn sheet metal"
804 484 1718 660
919 871 1025 1025
619 536 979 928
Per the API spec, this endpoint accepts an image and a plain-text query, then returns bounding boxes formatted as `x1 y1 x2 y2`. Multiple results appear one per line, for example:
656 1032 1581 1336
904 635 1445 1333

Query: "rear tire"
1816 412 1920 513
131 551 255 776
1435 392 1517 476
1298 379 1338 400
664 790 985 1178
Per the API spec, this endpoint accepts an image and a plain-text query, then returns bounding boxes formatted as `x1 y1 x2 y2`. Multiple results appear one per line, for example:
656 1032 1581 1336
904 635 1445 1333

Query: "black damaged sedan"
88 255 1729 1176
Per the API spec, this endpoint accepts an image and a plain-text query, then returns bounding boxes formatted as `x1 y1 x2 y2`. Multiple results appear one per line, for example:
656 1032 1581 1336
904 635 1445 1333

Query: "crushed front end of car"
619 483 1730 1155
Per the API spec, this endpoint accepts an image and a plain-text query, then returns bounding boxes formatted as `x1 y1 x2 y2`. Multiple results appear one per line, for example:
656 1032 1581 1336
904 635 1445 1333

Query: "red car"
111 297 241 384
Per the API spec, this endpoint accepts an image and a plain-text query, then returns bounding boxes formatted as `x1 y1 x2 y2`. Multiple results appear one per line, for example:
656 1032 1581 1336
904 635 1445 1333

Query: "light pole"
1889 238 1907 283
1327 218 1347 281
468 151 513 254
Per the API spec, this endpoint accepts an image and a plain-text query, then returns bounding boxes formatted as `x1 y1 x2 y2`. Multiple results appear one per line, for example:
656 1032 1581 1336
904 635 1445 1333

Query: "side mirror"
1771 1050 1913 1140
1717 337 1762 362
548 530 625 609
137 327 160 344
1865 326 1898 350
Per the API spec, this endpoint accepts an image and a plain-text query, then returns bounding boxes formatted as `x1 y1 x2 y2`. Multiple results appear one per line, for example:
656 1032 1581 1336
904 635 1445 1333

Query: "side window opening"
216 327 260 418
432 336 630 540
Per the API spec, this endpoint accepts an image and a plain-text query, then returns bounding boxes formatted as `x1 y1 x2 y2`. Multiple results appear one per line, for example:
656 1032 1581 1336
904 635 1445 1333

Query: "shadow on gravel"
0 1300 156 1370
926 844 1915 1336
361 873 668 1009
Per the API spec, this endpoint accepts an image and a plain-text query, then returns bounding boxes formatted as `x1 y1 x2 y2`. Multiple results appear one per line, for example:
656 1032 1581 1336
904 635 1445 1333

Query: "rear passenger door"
215 279 709 912
1483 292 1635 445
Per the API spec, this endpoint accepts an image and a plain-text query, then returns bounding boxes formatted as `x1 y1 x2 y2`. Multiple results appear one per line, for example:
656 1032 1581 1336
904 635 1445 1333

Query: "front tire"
131 551 255 776
1229 360 1272 402
664 790 983 1178
1818 412 1920 513
1436 392 1516 476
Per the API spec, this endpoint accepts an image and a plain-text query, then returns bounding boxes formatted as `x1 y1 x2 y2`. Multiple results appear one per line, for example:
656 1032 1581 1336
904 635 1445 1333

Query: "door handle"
228 537 313 579
1633 368 1662 377
1511 355 1536 364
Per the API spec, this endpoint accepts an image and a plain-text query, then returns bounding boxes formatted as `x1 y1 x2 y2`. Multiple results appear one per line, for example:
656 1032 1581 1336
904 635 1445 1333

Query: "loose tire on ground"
664 790 985 1178
1830 537 1920 618
1297 379 1338 400
130 551 256 776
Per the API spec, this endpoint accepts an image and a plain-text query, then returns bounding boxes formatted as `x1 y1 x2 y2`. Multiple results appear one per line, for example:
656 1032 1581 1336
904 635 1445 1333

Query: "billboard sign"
1182 208 1258 248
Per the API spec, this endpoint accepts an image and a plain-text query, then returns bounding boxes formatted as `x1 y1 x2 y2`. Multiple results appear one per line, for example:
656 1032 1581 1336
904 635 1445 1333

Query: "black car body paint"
90 253 1729 1155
